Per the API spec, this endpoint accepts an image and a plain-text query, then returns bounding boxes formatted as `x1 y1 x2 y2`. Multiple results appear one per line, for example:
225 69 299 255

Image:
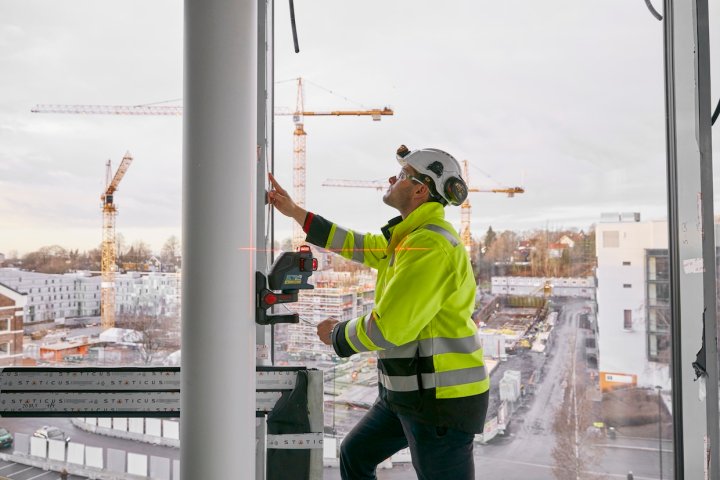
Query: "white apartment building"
0 269 100 322
0 269 181 324
116 272 181 317
595 213 670 391
491 276 596 299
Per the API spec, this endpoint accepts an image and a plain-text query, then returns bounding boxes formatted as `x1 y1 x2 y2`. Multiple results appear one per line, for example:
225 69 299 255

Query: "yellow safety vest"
305 202 489 432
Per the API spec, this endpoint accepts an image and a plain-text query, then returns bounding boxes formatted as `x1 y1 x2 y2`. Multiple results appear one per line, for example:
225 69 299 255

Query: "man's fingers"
268 172 287 195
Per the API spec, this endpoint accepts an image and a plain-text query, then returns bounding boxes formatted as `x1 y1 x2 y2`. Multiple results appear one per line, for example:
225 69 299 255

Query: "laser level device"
256 245 317 325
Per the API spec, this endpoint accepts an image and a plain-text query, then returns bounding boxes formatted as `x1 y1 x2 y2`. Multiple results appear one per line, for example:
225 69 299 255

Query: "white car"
33 426 70 444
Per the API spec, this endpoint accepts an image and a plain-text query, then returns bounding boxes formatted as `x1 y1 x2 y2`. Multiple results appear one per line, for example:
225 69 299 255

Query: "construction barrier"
12 432 176 479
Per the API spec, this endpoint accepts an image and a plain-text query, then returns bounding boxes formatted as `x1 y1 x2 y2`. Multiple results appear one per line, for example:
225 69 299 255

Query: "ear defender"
444 177 468 206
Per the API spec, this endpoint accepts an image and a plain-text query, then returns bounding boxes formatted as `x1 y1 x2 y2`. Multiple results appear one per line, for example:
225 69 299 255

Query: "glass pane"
0 1 182 474
273 1 673 479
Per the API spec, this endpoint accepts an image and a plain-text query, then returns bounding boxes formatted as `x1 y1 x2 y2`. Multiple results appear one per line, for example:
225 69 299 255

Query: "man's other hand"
317 318 339 346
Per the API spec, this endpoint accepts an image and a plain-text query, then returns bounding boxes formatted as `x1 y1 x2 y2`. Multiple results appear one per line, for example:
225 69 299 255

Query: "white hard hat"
396 145 468 206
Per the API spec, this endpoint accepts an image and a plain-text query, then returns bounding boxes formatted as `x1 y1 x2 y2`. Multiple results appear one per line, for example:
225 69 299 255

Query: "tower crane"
322 159 524 254
33 78 393 249
281 78 393 248
101 152 133 331
459 159 524 254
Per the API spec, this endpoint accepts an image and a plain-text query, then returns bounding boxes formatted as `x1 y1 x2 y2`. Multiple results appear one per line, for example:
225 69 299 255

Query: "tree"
128 240 151 264
86 247 102 271
528 231 549 277
484 230 518 264
22 245 70 273
484 226 497 251
116 313 180 364
160 236 181 269
116 232 128 263
551 341 602 480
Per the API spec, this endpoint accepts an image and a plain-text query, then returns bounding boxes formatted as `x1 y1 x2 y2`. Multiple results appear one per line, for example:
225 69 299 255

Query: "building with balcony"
595 213 670 391
0 269 181 325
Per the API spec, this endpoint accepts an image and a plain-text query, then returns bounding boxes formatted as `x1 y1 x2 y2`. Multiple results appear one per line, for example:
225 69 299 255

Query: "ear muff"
444 176 468 206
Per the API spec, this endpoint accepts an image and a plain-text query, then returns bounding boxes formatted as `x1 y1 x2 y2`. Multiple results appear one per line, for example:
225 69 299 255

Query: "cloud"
1 0 718 254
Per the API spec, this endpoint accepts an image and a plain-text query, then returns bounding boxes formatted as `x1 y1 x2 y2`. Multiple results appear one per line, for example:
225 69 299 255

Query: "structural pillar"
664 0 719 478
183 0 257 478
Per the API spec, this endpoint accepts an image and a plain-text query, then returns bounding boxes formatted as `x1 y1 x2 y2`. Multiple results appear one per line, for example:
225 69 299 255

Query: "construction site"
5 0 717 477
276 268 376 361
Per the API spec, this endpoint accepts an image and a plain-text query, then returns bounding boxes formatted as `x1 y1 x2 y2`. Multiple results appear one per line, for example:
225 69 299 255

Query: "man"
268 145 489 480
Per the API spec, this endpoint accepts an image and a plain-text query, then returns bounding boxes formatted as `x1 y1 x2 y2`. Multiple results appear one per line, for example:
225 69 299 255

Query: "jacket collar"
382 202 446 253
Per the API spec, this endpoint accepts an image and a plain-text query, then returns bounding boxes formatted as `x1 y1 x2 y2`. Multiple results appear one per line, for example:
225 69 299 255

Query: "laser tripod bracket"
256 246 317 326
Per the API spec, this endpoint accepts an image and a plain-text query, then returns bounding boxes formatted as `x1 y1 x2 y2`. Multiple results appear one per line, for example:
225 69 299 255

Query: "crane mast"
33 81 394 252
101 152 133 331
285 77 393 249
460 160 473 253
292 79 307 249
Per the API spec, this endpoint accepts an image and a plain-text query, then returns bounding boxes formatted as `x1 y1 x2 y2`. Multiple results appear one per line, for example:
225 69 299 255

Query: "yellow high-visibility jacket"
304 202 489 433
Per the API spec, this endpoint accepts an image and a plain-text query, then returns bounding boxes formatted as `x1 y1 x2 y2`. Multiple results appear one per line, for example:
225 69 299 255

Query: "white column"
183 0 257 478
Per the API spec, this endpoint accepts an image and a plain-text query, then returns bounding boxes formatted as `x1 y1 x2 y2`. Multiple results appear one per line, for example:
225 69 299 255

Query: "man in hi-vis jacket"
268 145 489 480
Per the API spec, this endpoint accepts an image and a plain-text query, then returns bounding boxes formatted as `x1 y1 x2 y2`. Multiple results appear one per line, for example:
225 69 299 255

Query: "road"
0 417 178 462
0 416 178 479
324 299 672 479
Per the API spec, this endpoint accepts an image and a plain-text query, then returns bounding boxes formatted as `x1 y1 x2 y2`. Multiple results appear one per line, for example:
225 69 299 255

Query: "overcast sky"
1 1 720 256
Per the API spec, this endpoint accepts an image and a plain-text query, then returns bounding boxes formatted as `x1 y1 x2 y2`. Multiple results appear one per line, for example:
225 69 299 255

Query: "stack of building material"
499 370 522 402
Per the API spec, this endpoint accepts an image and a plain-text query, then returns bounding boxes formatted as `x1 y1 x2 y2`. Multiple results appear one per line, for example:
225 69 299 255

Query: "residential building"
491 276 595 299
0 282 26 365
282 270 375 357
0 269 98 322
0 268 181 325
595 212 670 391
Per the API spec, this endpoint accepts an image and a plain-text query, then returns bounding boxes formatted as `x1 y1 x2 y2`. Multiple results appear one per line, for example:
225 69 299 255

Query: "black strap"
266 370 311 480
692 308 707 380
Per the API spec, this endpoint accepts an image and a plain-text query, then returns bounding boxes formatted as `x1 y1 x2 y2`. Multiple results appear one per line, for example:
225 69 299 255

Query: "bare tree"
160 235 181 269
552 343 603 480
116 313 180 364
484 230 518 263
116 232 128 262
22 245 70 273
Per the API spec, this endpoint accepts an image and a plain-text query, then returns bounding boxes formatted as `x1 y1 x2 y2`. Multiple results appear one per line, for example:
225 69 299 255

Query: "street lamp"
656 385 663 480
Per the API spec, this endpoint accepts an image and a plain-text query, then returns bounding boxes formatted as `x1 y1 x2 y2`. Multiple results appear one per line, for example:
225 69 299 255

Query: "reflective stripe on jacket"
305 202 489 433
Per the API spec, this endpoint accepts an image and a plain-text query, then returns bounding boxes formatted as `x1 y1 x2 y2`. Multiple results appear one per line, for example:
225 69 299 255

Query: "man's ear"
413 183 430 200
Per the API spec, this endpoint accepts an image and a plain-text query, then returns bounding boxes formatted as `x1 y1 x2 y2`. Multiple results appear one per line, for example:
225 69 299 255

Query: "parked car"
33 426 70 444
0 428 13 449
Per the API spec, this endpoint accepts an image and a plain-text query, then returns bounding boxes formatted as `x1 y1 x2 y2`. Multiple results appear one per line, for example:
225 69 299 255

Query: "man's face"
382 166 423 210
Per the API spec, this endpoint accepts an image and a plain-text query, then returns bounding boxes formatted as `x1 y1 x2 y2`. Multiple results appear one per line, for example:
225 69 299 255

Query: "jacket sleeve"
333 232 454 355
303 212 387 270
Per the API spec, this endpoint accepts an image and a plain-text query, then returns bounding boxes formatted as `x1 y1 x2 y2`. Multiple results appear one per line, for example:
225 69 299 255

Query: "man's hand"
317 318 339 346
268 172 307 226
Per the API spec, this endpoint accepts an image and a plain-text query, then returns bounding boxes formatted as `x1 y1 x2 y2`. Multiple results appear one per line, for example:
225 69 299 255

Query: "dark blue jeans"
339 398 475 480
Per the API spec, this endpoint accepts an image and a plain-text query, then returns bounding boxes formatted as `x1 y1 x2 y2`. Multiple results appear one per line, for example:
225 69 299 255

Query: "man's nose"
389 176 397 185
